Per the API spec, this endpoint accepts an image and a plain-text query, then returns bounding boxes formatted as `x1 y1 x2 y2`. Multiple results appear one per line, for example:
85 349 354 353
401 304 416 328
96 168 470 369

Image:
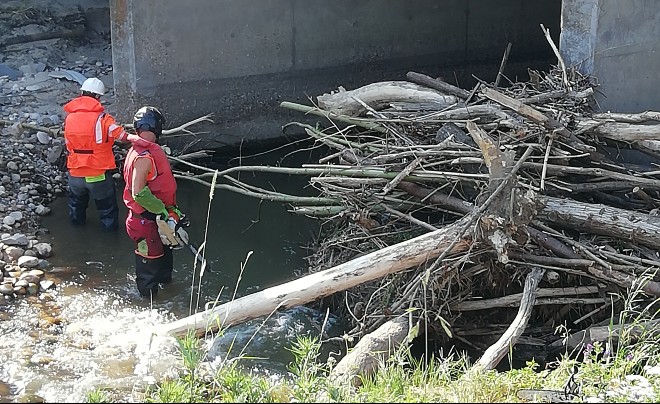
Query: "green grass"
85 388 112 403
135 275 660 403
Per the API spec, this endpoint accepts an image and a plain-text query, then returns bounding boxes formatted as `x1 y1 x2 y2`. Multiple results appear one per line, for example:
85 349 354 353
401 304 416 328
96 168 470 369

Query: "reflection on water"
0 143 346 402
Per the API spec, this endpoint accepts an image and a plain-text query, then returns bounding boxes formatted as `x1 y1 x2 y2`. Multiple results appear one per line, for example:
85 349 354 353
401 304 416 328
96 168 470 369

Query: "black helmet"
133 106 165 137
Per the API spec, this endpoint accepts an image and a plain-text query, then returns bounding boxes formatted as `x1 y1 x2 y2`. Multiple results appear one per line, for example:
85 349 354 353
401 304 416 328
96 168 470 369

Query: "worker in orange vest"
63 77 141 232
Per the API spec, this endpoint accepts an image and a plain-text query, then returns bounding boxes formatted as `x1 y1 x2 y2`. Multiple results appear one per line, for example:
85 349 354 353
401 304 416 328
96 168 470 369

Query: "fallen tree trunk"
157 215 472 338
452 286 600 311
549 319 660 353
577 120 660 141
539 196 660 250
397 181 660 251
317 81 458 117
329 315 411 388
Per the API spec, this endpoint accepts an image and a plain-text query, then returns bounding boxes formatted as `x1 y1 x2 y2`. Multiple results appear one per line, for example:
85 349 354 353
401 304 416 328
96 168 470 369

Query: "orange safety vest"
123 140 177 215
63 96 127 177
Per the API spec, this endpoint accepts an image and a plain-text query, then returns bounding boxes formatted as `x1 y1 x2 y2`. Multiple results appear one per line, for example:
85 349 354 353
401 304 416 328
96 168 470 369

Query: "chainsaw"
156 214 209 270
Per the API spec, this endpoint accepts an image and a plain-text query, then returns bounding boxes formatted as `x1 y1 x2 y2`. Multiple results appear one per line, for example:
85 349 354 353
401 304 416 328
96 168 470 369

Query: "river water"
0 143 345 402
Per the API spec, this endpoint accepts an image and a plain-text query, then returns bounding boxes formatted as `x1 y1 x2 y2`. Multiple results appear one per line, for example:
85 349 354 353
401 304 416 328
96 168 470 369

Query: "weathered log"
395 181 660 251
280 101 387 133
317 81 458 117
549 319 660 353
471 267 545 371
481 87 571 137
539 196 660 250
592 111 660 123
452 286 600 311
577 120 660 141
157 215 472 338
329 315 411 387
406 71 471 99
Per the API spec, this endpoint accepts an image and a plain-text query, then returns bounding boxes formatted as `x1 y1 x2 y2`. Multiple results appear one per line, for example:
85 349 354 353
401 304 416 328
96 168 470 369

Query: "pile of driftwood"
159 52 660 385
273 63 660 371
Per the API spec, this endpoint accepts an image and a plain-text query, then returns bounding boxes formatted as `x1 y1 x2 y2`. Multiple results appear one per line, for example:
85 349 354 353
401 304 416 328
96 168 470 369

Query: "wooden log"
471 267 545 371
540 196 660 250
280 101 387 133
592 111 660 123
394 181 660 257
549 319 660 353
481 87 571 137
406 71 471 99
452 286 600 311
157 215 472 338
329 315 411 388
317 81 458 117
576 120 660 141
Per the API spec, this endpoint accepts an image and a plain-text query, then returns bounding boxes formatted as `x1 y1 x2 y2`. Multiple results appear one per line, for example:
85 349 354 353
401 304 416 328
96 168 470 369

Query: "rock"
0 64 21 81
0 284 13 295
36 132 50 145
39 280 55 291
9 211 22 221
5 246 24 261
26 283 39 295
46 145 63 164
13 286 26 294
17 256 39 268
26 269 45 278
19 274 40 284
2 234 28 246
33 243 52 258
34 205 51 216
2 216 15 226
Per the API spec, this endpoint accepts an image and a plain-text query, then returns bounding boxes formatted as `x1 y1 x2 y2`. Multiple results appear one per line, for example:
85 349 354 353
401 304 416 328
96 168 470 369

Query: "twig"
540 135 554 191
494 42 512 88
541 24 571 91
380 204 438 232
162 113 215 135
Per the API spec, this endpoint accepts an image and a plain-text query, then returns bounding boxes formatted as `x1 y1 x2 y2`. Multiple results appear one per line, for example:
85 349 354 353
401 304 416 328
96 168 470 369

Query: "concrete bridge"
103 0 659 148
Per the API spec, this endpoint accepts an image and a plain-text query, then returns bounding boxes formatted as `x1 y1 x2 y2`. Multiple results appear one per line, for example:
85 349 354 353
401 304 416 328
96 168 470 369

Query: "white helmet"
80 77 105 96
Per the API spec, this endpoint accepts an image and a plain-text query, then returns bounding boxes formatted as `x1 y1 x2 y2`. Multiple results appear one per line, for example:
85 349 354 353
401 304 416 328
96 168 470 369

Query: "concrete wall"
110 0 560 148
560 0 660 113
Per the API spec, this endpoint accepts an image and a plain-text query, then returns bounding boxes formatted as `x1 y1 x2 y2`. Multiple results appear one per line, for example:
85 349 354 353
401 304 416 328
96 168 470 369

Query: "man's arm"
131 157 151 195
104 114 144 144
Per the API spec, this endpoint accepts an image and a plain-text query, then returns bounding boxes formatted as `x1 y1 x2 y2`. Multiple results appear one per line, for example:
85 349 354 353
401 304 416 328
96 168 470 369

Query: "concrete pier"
560 0 660 113
109 0 561 148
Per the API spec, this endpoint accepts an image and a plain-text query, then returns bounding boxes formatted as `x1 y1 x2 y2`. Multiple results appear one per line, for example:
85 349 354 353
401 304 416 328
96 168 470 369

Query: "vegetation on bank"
86 282 660 403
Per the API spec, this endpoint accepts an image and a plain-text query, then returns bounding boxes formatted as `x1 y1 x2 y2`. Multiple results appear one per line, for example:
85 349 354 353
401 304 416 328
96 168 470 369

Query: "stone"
2 234 28 246
5 246 24 261
25 269 44 278
9 211 22 221
33 243 52 258
46 146 63 164
17 256 39 268
36 132 50 145
39 280 55 291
